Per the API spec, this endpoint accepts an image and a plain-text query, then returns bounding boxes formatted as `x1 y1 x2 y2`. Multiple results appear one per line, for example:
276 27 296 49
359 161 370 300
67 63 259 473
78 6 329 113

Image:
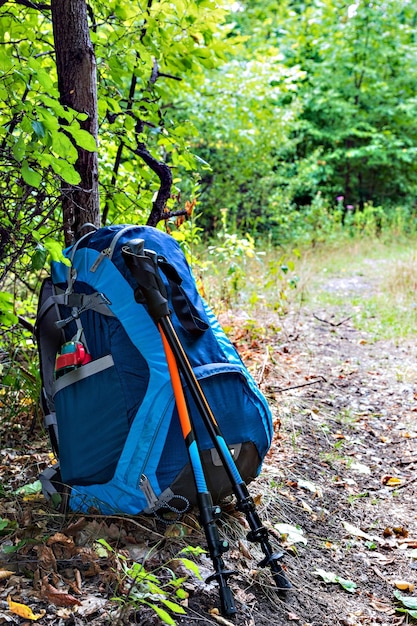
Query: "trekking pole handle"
124 238 145 256
122 240 170 320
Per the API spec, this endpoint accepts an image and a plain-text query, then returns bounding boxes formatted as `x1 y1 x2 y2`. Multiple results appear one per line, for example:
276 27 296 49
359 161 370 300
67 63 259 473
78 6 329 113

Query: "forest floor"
1 248 417 625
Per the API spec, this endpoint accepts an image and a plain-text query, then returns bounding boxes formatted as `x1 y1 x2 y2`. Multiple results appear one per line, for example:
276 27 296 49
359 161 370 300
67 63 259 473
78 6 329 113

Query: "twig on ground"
269 376 327 393
313 314 352 327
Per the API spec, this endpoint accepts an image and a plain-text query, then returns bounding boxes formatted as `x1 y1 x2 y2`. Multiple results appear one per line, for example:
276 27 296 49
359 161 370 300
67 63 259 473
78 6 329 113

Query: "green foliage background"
2 0 417 268
192 0 417 236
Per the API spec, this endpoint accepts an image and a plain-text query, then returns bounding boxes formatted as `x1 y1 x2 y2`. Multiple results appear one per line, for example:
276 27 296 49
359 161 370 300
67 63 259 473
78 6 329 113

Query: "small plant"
97 539 204 625
207 210 260 306
263 250 300 315
0 341 41 429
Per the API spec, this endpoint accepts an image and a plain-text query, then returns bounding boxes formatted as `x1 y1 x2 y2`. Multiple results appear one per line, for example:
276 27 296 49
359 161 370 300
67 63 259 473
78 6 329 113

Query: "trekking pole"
122 239 291 596
122 240 236 616
160 314 291 591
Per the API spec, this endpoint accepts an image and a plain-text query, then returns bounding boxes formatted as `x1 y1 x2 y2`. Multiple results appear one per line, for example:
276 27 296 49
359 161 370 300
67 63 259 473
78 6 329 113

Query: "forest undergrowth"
1 236 417 625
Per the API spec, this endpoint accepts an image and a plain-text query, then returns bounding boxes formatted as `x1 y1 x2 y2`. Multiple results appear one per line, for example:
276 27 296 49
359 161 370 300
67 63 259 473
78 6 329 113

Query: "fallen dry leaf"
368 595 396 614
342 520 384 544
0 570 14 580
47 532 75 547
74 569 82 592
7 595 46 621
381 475 403 486
238 539 252 559
34 544 57 571
394 580 415 592
64 517 87 536
208 608 236 626
41 576 82 607
287 611 300 620
75 595 108 617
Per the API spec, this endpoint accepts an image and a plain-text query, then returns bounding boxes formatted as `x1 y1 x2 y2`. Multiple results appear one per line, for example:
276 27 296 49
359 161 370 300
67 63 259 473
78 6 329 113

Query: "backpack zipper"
133 379 174 490
90 225 137 272
65 230 96 292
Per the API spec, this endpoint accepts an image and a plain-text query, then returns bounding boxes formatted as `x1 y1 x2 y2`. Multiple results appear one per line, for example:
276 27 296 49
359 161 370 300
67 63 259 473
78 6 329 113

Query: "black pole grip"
122 242 170 321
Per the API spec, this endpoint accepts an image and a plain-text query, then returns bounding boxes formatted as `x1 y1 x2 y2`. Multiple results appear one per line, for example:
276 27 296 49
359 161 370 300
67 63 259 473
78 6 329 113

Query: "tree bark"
51 0 100 245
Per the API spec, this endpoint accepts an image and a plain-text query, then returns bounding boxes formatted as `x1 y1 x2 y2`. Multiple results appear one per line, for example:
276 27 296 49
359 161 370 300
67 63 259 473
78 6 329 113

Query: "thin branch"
18 315 35 334
157 71 182 82
127 142 173 227
269 376 327 393
161 208 187 220
313 314 352 327
5 0 50 10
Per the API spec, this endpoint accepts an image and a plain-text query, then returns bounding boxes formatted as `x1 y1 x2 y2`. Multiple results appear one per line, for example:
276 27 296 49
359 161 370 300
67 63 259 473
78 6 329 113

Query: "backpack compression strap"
158 259 209 335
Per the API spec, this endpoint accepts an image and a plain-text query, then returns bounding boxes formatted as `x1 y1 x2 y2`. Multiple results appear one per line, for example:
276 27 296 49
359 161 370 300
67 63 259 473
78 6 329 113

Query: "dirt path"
248 266 417 626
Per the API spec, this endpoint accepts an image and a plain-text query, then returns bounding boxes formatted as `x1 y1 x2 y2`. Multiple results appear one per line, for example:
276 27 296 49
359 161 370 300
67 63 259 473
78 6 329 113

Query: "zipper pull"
90 247 111 272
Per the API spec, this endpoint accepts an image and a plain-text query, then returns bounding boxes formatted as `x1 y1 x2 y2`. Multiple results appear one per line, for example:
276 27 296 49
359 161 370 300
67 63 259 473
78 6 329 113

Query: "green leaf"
43 238 66 263
148 603 176 625
31 120 46 139
337 577 358 593
314 569 338 584
51 130 78 161
95 544 110 558
96 538 113 555
178 558 203 579
314 569 357 593
2 543 22 554
274 523 307 546
31 244 47 270
175 588 188 600
0 292 18 327
14 480 42 496
396 607 417 618
394 590 417 610
0 517 18 536
66 126 97 152
160 598 186 614
147 581 166 596
51 159 81 185
179 545 206 556
12 136 26 162
21 160 42 188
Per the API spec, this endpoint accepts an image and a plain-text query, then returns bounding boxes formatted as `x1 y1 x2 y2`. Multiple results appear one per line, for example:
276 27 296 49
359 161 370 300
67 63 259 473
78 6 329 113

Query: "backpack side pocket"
53 355 129 486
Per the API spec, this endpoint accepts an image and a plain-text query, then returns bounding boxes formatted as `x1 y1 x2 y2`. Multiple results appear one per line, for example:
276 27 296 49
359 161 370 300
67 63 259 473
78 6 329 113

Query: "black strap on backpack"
158 259 209 335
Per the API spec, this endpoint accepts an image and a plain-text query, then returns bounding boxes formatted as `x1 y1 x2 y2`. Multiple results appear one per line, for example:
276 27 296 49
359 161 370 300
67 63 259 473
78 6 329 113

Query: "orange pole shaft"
159 323 191 439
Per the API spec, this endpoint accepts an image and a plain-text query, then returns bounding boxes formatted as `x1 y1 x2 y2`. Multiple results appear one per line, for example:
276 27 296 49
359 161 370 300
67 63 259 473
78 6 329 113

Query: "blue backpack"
36 225 273 516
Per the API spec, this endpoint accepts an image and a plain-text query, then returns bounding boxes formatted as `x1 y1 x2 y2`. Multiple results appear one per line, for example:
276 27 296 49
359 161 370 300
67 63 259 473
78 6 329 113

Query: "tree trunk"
51 0 100 245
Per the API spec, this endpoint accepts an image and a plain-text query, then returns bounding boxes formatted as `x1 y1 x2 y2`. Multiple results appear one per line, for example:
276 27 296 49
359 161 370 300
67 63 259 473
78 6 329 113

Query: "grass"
292 236 417 341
